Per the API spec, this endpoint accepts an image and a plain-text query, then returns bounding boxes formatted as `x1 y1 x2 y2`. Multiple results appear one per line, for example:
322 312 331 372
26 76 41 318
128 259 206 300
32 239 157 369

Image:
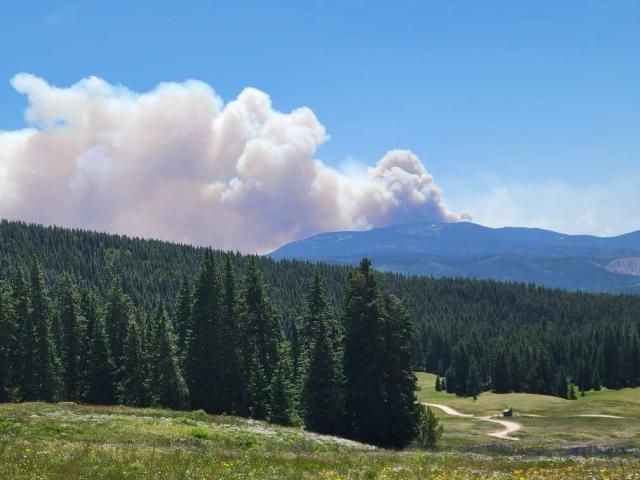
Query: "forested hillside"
1 219 639 405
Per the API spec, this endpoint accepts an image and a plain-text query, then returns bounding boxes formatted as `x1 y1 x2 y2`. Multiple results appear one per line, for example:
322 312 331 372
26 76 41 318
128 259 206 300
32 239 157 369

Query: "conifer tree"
149 305 190 410
302 316 345 434
0 281 16 401
435 376 442 392
12 270 36 400
218 256 244 414
492 351 511 394
555 372 568 399
81 291 115 405
445 366 457 394
290 317 304 394
381 294 420 447
343 258 388 445
269 343 297 426
416 405 443 450
29 258 62 401
301 271 330 352
467 360 481 400
241 256 281 380
174 276 193 358
120 317 148 406
58 274 82 401
105 278 131 383
247 347 270 420
186 251 220 411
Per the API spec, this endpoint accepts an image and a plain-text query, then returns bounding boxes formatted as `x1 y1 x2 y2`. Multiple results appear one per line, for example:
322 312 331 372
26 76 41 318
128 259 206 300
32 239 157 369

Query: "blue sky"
1 0 639 243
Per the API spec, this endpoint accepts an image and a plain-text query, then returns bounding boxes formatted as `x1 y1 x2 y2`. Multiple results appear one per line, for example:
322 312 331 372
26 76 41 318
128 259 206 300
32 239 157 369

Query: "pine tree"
301 271 330 353
380 294 420 447
217 256 243 414
174 276 193 359
0 281 17 401
149 305 190 410
29 258 62 401
269 343 297 426
451 344 470 396
555 372 568 399
467 360 481 400
492 351 511 394
343 259 388 445
241 256 281 381
120 317 148 406
58 274 82 401
186 251 220 412
12 270 36 400
445 366 457 394
290 317 304 396
302 315 344 434
416 405 443 450
435 376 442 392
247 347 270 420
602 329 621 389
105 278 131 383
82 292 116 405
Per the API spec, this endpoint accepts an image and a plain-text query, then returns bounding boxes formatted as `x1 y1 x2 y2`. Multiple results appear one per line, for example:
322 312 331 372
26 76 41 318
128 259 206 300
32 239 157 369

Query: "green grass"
0 402 638 479
417 373 640 449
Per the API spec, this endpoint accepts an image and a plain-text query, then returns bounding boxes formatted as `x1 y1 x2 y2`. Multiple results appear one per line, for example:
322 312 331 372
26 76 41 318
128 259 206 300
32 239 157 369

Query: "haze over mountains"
271 222 640 294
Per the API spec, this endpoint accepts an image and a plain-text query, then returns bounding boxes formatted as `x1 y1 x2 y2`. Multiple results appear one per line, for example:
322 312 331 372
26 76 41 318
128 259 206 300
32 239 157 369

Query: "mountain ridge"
270 222 640 293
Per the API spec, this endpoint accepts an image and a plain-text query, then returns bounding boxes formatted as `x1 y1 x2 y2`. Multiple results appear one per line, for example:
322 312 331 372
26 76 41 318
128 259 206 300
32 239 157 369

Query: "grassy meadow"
0 400 639 479
416 372 640 450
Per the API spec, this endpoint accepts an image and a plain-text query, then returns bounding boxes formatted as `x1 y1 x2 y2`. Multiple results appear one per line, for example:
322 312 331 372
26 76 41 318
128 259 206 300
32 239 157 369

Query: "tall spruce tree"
58 274 82 401
149 305 190 410
105 278 131 384
492 351 511 394
381 294 420 448
12 270 37 400
0 281 16 401
174 276 193 359
29 258 62 401
120 317 148 406
343 258 388 445
269 343 297 426
467 360 482 400
186 251 220 412
247 346 270 420
220 256 245 414
302 316 345 434
241 256 281 380
81 292 115 405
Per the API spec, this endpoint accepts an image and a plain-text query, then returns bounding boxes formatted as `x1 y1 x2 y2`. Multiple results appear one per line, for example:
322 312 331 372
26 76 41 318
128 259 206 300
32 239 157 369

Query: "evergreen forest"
0 219 639 447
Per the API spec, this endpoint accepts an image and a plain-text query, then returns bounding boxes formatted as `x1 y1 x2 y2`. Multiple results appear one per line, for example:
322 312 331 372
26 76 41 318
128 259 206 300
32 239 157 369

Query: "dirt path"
423 403 521 441
575 414 624 419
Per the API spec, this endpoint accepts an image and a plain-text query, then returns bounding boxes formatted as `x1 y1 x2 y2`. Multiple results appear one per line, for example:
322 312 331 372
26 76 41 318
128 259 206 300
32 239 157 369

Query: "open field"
416 372 640 450
0 402 639 479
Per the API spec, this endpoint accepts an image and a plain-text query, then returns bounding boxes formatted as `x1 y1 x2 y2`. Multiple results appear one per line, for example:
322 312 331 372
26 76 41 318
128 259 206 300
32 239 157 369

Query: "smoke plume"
0 74 462 252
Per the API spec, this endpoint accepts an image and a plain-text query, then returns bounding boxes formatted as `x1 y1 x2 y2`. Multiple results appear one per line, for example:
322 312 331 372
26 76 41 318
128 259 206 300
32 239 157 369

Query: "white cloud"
0 74 461 252
449 176 640 237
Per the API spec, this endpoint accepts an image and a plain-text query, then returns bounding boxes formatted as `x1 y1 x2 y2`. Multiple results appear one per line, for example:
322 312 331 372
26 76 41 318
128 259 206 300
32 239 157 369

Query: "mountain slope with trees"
0 219 639 424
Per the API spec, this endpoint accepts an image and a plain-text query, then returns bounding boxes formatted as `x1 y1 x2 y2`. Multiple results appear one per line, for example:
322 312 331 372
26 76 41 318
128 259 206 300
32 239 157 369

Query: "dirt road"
423 403 521 441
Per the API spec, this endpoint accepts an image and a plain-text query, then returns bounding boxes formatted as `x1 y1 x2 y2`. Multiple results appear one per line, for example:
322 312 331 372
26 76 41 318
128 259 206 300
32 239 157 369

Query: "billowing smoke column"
0 74 462 253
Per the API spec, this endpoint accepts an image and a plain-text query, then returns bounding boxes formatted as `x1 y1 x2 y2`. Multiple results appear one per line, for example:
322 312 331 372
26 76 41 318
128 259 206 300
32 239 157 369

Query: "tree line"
0 255 420 448
1 219 639 401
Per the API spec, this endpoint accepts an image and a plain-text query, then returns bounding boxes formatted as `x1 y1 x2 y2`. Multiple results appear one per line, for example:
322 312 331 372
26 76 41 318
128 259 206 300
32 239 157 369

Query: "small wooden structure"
502 407 513 417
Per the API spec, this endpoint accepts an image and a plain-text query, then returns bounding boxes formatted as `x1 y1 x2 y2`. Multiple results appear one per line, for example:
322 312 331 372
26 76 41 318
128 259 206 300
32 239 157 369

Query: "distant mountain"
270 222 640 294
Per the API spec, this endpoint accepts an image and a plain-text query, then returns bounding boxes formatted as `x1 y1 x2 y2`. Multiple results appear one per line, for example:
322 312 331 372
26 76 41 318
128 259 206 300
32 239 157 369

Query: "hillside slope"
270 222 640 293
0 402 637 479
